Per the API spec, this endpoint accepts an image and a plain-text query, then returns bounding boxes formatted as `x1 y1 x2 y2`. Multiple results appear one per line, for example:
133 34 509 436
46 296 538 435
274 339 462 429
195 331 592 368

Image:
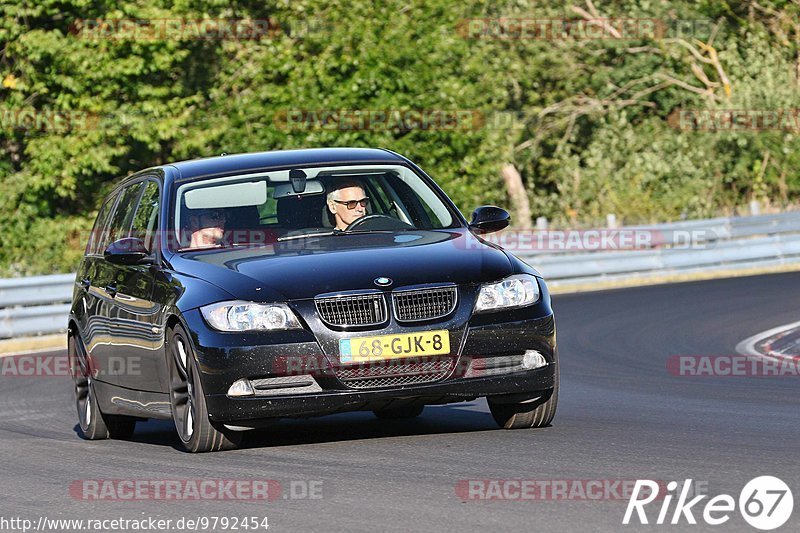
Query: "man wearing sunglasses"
327 180 370 231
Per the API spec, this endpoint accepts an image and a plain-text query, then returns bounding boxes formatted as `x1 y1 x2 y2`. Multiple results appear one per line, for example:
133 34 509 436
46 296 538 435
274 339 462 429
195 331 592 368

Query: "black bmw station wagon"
69 148 558 452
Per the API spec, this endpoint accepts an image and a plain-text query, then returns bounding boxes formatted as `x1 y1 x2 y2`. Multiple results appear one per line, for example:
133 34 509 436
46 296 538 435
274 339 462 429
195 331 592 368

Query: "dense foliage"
1 0 799 274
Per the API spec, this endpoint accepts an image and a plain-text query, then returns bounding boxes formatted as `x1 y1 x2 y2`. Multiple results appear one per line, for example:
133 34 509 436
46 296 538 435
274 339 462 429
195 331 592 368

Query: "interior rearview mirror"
290 168 307 193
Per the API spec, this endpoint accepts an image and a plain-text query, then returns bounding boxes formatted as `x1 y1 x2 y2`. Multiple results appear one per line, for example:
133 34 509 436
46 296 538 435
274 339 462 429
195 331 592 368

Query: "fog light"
522 350 547 370
227 378 255 397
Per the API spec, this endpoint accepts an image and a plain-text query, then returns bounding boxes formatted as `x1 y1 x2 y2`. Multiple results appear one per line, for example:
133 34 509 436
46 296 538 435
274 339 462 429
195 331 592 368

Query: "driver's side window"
102 183 144 252
86 195 116 256
129 181 160 253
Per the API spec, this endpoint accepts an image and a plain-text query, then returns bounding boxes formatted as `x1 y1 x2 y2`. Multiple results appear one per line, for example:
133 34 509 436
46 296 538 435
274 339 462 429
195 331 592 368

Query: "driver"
327 180 370 231
188 208 227 248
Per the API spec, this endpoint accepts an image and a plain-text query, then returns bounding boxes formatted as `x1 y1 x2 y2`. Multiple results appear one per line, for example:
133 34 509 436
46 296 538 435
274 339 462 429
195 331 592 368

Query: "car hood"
169 229 514 302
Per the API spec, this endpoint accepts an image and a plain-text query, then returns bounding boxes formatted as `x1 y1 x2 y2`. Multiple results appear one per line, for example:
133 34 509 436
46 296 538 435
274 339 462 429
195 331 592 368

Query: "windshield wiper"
340 229 397 234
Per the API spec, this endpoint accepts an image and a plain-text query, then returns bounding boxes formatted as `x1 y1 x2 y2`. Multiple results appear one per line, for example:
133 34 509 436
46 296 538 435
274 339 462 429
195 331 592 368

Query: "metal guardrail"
0 303 72 338
0 274 74 338
0 273 75 307
524 211 800 251
527 234 800 277
2 211 800 338
519 211 800 287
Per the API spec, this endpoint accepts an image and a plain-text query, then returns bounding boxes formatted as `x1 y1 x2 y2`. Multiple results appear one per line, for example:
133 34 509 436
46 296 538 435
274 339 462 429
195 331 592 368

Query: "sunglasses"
333 197 370 210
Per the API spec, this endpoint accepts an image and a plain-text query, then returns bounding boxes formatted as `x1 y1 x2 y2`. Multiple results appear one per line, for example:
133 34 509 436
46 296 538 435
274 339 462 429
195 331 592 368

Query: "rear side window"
103 182 144 250
86 195 116 256
129 181 160 252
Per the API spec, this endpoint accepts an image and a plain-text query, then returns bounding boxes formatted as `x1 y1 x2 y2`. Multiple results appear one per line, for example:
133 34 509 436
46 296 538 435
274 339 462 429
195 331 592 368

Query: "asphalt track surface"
0 272 798 532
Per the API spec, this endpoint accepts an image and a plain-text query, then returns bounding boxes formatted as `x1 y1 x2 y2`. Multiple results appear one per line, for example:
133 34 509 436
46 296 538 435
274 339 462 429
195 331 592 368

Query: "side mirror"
104 237 152 265
469 206 511 234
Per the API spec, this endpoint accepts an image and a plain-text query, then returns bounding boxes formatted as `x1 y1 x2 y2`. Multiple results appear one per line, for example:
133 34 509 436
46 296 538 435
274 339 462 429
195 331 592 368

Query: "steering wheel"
344 214 414 232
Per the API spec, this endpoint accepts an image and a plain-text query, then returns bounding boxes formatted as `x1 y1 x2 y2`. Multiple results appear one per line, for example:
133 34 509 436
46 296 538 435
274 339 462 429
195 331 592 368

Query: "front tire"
167 324 241 453
69 333 136 440
488 361 559 429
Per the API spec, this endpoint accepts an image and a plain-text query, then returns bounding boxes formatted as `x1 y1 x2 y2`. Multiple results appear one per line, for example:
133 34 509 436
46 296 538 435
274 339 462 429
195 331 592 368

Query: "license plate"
339 330 450 364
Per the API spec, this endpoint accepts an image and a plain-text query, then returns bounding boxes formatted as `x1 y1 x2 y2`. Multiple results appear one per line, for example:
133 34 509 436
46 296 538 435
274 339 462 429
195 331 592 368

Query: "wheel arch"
163 311 201 369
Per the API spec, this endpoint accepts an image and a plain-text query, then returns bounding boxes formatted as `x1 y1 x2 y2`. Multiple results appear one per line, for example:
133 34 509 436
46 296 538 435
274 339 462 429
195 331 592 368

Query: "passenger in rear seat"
188 208 227 249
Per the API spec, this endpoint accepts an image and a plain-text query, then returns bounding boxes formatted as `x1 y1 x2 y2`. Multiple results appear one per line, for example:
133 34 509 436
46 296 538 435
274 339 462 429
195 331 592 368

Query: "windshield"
170 164 459 251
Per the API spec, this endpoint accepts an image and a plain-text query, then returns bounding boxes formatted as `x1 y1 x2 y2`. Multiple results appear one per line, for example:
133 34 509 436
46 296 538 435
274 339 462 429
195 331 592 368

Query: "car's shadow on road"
116 403 500 451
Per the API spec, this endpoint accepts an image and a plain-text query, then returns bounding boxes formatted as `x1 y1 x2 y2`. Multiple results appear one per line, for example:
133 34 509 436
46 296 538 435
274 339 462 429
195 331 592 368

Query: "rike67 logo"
623 477 793 530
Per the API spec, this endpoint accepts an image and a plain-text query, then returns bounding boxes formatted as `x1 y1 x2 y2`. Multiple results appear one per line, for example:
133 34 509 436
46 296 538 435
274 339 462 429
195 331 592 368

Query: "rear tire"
70 333 137 440
167 324 242 453
373 405 425 419
488 360 559 429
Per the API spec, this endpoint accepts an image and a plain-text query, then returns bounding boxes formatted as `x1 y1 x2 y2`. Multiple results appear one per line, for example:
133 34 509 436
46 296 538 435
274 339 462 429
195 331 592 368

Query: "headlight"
474 274 540 313
200 301 302 332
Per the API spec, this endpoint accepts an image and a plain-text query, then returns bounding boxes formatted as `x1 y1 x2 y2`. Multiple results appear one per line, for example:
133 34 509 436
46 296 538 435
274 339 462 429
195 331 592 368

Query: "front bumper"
205 366 555 424
181 283 557 424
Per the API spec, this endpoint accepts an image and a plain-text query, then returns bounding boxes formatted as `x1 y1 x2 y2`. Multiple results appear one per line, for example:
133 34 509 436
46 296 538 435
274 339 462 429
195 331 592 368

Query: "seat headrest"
276 195 325 228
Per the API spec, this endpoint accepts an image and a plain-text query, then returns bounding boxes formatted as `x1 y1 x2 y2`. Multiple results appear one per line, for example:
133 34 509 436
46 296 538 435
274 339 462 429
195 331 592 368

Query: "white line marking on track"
735 320 800 359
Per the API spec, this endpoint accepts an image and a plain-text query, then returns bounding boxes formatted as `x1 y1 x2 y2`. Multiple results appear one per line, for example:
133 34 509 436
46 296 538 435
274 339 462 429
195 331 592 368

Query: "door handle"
105 282 118 298
79 278 91 290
